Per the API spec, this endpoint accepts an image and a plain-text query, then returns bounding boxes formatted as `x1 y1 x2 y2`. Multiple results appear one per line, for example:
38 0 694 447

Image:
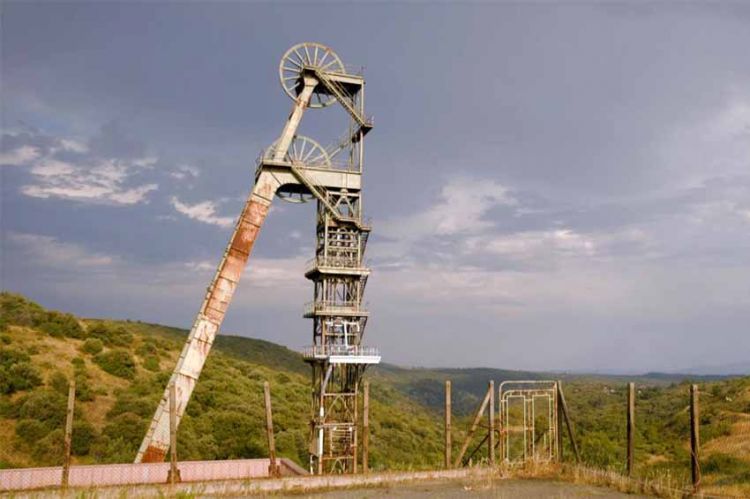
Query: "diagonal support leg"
454 385 492 467
135 171 280 463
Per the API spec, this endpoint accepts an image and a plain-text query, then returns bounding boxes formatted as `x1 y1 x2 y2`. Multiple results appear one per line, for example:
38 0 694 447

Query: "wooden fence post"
488 380 495 465
264 381 279 477
454 384 492 467
627 382 635 476
445 380 452 468
556 380 564 462
557 382 581 463
690 384 701 493
363 380 370 473
168 382 181 484
61 379 75 488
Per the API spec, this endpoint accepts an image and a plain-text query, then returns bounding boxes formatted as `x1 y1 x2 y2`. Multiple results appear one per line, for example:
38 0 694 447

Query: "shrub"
102 412 147 449
74 372 95 402
81 338 103 355
48 371 69 395
88 323 133 347
32 429 64 465
0 348 30 369
15 419 50 444
142 355 160 372
72 421 97 455
0 334 10 345
19 390 67 428
0 292 47 328
71 356 85 369
94 349 136 379
37 311 85 339
2 362 43 394
136 341 158 357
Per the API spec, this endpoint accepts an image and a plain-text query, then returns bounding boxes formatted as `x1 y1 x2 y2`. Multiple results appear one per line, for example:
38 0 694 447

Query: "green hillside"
1 292 748 496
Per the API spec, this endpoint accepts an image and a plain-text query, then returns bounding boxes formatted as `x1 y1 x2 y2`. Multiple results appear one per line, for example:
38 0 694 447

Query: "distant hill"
1 291 748 495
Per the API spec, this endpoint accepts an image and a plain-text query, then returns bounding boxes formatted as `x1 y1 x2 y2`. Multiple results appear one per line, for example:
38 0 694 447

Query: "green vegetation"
0 292 747 496
93 349 136 379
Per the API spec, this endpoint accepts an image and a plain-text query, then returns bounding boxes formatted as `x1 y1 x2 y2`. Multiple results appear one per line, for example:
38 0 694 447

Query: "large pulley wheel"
279 42 345 108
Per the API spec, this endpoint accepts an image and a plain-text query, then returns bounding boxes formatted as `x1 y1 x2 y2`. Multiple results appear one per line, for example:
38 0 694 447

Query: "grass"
1 291 749 495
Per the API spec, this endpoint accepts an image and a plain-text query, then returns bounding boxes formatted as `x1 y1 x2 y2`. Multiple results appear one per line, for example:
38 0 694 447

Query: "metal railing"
304 300 367 316
256 147 359 173
301 344 379 358
305 256 368 273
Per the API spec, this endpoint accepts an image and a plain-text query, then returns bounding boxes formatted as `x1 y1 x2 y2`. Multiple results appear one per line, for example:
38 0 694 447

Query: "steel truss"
136 43 379 475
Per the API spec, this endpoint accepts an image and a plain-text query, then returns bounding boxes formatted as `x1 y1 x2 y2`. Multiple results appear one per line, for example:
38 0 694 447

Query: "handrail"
305 256 368 273
302 345 379 358
304 300 367 315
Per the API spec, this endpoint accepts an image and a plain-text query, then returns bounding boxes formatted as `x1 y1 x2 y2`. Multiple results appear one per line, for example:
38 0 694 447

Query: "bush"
32 429 64 465
2 362 43 394
48 371 69 395
136 341 158 357
81 338 103 355
94 349 136 379
88 323 133 347
102 412 147 450
0 334 10 345
38 311 85 339
72 421 97 455
74 372 95 402
0 348 30 369
0 292 47 328
142 355 160 372
19 390 67 428
15 419 50 444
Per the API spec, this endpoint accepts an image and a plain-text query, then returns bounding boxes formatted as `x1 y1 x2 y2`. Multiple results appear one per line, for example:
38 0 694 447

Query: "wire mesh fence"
0 458 305 492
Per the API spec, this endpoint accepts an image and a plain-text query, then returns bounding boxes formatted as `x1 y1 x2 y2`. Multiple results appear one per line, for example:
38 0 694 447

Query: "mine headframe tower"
135 43 380 474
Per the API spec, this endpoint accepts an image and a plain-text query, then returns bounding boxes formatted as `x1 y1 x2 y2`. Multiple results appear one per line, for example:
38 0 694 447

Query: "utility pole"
61 379 75 488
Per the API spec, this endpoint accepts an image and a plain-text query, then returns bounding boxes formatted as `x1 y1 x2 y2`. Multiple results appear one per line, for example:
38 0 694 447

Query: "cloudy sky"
2 2 749 373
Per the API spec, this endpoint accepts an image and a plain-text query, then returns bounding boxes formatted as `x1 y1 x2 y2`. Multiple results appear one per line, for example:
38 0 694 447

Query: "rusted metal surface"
136 173 278 463
137 43 378 475
0 458 306 491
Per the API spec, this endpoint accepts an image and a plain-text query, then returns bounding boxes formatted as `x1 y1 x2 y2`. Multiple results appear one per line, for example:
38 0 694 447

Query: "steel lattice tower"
136 43 379 475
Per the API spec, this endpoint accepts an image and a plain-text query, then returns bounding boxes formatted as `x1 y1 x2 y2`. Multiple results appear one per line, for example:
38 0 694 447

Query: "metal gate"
499 380 558 464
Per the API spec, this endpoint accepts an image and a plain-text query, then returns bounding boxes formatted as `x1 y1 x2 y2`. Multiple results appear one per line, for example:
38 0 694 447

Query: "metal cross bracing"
135 43 380 474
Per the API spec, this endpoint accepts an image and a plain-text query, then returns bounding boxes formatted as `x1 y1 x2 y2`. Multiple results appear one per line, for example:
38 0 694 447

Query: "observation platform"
303 300 369 319
304 257 370 278
302 345 381 365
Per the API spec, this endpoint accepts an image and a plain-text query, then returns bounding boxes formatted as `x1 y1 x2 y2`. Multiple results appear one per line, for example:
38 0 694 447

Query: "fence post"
363 380 370 474
557 382 581 463
627 382 635 476
264 381 279 477
488 380 495 465
445 380 451 468
168 382 181 484
61 379 75 488
690 384 701 493
556 380 564 462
